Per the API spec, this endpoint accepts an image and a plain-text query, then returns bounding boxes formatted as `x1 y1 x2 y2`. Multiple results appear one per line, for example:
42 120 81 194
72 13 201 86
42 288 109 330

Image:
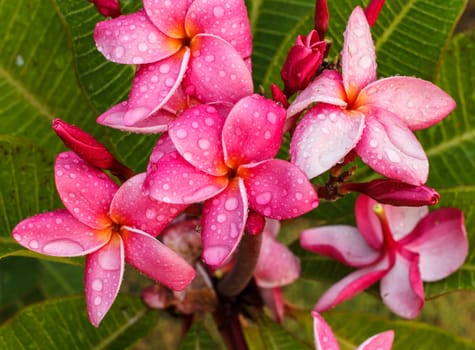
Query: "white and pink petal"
312 311 340 350
356 331 395 350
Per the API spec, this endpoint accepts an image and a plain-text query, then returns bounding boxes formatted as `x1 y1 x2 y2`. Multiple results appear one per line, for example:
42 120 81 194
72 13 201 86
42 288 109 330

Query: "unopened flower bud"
364 0 385 27
314 0 329 39
281 30 326 96
340 179 440 206
88 0 121 18
270 84 289 108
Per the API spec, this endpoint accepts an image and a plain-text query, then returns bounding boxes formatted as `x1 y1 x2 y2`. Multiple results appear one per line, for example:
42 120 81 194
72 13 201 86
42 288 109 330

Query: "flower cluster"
11 0 468 348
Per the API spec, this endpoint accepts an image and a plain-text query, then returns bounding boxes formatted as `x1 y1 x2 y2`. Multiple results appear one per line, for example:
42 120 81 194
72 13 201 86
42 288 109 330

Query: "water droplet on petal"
224 197 239 211
359 55 372 69
256 192 272 205
213 6 224 17
115 46 125 58
384 148 401 163
92 279 104 292
29 240 39 249
198 139 210 150
176 129 187 139
370 140 378 148
160 64 170 74
217 214 227 223
94 296 102 306
266 112 277 124
42 239 85 255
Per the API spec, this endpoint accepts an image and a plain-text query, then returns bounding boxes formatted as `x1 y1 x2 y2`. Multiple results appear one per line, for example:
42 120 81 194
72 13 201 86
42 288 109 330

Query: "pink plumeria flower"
12 151 195 326
94 0 253 128
144 95 319 268
301 194 468 318
313 311 394 350
288 6 455 185
254 219 301 323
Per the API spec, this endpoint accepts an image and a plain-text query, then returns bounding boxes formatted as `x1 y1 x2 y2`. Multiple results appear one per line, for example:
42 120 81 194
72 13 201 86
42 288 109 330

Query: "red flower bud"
245 211 266 235
314 0 329 39
364 0 385 27
88 0 121 18
281 30 326 96
270 83 289 108
340 179 440 206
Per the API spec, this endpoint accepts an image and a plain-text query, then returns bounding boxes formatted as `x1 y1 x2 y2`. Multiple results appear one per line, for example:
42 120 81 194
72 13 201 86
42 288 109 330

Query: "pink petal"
342 6 376 103
143 0 192 38
355 107 428 185
96 101 175 134
255 231 300 288
401 208 468 282
94 10 181 64
201 179 248 268
123 48 190 125
85 234 124 327
357 76 456 130
12 209 110 257
241 159 319 219
300 225 380 267
315 257 390 312
290 104 365 179
184 34 253 104
223 95 286 167
147 133 177 173
259 287 285 324
185 0 252 59
110 173 187 237
380 250 424 318
144 151 229 204
263 218 280 238
356 330 395 350
286 70 347 118
312 311 340 350
121 227 196 290
55 152 117 229
169 105 227 176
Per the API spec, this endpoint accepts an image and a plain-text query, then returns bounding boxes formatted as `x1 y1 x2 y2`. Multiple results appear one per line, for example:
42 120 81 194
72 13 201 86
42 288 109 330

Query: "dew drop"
369 140 378 148
217 214 227 223
146 208 156 219
42 239 85 255
159 64 170 74
29 240 39 249
132 56 144 64
359 55 372 69
266 112 277 124
148 32 157 43
224 197 239 211
256 192 272 205
138 43 148 52
92 279 103 292
213 6 225 17
94 296 102 306
198 139 211 150
176 129 187 139
384 148 401 163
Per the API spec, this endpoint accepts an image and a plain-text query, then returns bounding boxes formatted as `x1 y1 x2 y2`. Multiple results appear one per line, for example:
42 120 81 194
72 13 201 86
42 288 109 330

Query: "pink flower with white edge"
313 311 394 350
288 6 455 185
254 219 301 323
12 151 195 326
301 194 468 318
94 0 253 128
144 95 319 268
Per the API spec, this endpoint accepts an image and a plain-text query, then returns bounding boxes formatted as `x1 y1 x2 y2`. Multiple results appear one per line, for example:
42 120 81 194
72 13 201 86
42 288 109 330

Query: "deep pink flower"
313 311 394 350
364 0 385 27
89 0 121 18
144 95 318 267
301 195 468 318
314 0 329 39
254 219 300 323
94 0 253 128
289 6 455 185
12 151 195 326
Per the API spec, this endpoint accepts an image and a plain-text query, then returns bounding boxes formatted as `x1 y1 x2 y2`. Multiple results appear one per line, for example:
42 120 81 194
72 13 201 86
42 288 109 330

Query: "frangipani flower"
313 311 394 350
94 0 253 128
289 6 455 185
12 151 195 326
254 219 301 323
144 95 318 268
301 195 468 318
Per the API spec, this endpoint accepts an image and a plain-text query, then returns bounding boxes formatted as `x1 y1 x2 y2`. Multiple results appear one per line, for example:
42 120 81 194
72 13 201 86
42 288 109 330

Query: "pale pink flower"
144 95 318 268
94 0 253 129
301 195 468 318
288 6 455 185
313 311 394 350
254 219 300 323
12 151 195 326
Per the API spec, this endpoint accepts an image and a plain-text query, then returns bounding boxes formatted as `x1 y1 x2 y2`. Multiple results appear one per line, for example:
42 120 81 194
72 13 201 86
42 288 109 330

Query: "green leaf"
0 295 156 350
179 321 223 350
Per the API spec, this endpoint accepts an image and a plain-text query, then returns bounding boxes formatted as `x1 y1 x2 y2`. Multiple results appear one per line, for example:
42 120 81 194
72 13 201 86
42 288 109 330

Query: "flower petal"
286 70 347 118
401 208 468 281
94 10 181 64
55 152 117 229
110 173 187 237
259 288 285 324
201 178 248 268
12 209 110 257
85 234 124 327
380 250 424 319
123 48 190 125
184 34 253 103
312 311 340 350
122 227 196 290
169 105 227 176
147 133 177 173
241 159 319 219
315 257 390 312
342 6 376 103
97 101 175 134
143 0 192 38
144 151 229 204
255 231 300 288
357 76 456 130
185 0 252 59
290 104 365 179
223 95 286 167
356 330 395 350
356 107 428 185
300 225 380 267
